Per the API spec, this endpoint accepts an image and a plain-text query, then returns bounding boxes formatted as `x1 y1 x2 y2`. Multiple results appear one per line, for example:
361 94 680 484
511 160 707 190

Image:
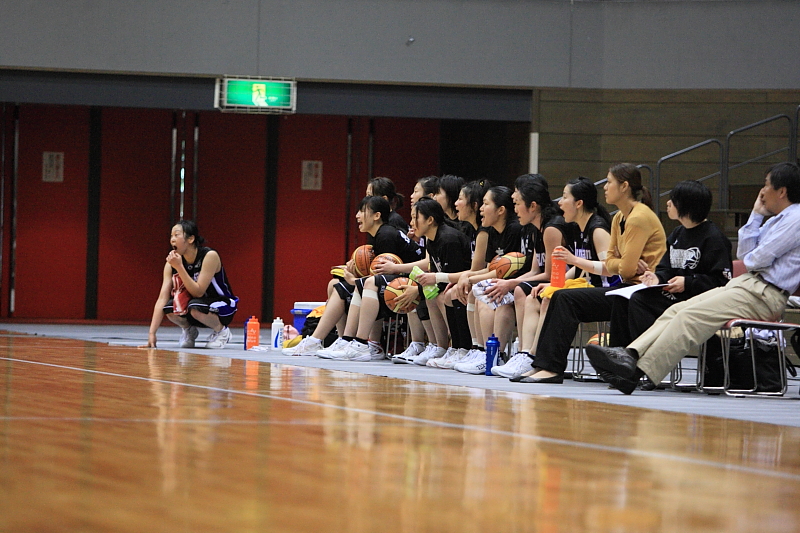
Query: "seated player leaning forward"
587 162 800 394
323 197 471 361
141 220 238 349
609 180 732 348
518 163 667 384
289 196 423 356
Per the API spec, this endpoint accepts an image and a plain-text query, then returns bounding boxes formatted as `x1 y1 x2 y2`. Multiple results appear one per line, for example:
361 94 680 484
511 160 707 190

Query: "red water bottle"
246 316 260 350
551 257 566 288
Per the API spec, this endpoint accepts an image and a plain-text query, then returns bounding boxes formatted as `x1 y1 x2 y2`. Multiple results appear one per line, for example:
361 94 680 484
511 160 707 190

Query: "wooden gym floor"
1 324 800 532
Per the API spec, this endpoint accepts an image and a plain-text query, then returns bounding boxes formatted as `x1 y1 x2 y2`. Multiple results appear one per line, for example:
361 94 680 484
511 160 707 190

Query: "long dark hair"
461 179 492 226
516 177 558 226
438 174 465 216
369 177 404 211
417 175 440 198
568 177 612 226
358 196 390 223
413 197 446 227
485 186 517 226
609 163 654 210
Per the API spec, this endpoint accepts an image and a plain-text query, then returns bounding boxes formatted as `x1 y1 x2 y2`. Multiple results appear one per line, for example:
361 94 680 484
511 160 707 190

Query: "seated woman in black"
331 197 471 362
290 196 422 356
610 179 732 347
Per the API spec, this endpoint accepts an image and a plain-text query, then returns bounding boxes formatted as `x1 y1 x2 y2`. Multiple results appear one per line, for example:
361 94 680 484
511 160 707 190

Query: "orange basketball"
351 245 375 277
382 277 419 314
491 252 526 279
370 253 403 274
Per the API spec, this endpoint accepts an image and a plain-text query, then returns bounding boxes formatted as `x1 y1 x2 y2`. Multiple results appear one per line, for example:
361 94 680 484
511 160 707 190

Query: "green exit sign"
215 77 296 114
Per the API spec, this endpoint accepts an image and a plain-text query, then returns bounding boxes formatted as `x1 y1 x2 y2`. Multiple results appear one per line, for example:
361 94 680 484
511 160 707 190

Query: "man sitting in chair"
587 162 800 394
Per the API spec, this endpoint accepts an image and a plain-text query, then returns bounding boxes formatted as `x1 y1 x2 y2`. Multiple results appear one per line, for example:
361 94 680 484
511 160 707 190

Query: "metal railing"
654 139 724 218
721 114 793 210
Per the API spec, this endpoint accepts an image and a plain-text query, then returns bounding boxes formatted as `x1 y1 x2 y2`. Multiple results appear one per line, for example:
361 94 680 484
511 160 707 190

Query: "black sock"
354 337 368 345
342 336 354 342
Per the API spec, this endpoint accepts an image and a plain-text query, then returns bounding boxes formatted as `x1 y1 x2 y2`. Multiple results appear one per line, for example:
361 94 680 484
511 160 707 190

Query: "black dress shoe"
585 345 638 380
520 374 563 384
598 370 638 395
509 371 535 383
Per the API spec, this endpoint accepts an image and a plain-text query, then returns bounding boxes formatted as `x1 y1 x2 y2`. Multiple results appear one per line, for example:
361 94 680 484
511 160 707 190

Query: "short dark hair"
413 197 446 226
358 196 390 223
669 180 712 223
177 220 205 248
767 162 800 203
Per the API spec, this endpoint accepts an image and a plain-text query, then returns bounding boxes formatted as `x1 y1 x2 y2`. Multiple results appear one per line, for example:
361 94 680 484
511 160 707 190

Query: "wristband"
590 261 604 275
435 272 449 284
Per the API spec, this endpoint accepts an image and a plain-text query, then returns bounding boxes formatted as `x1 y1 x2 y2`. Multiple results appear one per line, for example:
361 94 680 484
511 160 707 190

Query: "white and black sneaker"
391 341 425 364
454 349 489 374
205 326 232 349
368 341 387 361
413 344 446 366
315 338 349 359
179 326 198 348
283 336 323 356
492 352 533 378
331 340 371 361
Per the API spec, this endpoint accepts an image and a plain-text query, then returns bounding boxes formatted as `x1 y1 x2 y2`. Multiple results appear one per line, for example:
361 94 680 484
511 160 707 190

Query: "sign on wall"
214 77 296 114
42 152 64 182
301 160 322 190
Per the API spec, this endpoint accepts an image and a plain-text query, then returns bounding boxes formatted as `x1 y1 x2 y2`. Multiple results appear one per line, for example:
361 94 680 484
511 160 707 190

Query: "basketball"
383 277 419 314
490 252 526 279
370 253 403 274
351 245 375 277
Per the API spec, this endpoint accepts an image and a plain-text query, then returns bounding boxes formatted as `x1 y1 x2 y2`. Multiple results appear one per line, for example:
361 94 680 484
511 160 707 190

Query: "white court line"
4 355 800 482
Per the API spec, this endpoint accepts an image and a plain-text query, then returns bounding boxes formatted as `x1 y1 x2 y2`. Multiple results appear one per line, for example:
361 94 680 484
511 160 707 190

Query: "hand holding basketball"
383 277 420 313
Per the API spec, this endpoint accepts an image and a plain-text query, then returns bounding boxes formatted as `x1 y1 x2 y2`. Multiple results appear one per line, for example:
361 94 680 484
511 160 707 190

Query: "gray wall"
1 0 798 90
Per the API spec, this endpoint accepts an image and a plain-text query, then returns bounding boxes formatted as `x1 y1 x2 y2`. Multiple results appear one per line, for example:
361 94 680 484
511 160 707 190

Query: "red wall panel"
96 108 173 320
372 118 440 222
272 115 350 320
14 105 90 318
193 111 266 322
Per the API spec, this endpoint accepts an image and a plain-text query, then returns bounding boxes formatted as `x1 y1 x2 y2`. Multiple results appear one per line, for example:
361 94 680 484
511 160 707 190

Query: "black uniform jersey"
386 210 410 233
426 223 471 274
369 223 424 264
517 216 572 278
655 220 732 301
175 247 236 301
570 213 621 287
483 220 523 263
456 220 480 259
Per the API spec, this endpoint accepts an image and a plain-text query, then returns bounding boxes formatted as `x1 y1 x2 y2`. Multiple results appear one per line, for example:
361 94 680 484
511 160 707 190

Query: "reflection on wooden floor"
1 333 800 533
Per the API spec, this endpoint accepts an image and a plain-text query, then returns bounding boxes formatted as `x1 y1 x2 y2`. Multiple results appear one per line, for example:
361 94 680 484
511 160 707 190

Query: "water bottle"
485 334 500 376
551 257 566 288
246 316 260 350
271 317 284 351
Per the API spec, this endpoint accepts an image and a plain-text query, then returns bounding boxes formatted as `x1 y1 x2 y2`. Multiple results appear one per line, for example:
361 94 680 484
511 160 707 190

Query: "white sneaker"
427 347 456 367
283 336 323 356
436 348 469 369
368 341 386 361
179 326 198 348
451 348 481 370
413 344 445 366
315 337 348 359
205 326 232 349
492 352 533 378
330 340 371 361
454 349 490 374
391 341 425 364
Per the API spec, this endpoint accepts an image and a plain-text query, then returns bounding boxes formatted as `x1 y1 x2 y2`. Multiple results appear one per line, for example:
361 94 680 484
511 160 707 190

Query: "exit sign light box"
214 77 296 114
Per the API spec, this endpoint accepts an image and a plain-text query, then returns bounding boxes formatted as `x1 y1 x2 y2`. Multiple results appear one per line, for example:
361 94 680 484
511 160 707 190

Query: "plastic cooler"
290 301 325 331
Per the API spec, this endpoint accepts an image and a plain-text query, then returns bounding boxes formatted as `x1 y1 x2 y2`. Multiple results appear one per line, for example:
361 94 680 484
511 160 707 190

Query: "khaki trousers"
630 273 788 384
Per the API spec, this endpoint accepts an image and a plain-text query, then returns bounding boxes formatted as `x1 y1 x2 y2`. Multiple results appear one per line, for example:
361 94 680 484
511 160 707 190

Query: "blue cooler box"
290 302 325 332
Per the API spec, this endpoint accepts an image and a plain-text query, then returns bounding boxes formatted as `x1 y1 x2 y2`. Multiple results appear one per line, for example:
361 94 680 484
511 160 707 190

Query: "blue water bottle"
485 334 500 376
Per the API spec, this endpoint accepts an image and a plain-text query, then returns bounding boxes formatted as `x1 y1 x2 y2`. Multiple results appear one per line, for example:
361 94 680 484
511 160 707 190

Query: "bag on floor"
704 335 794 392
